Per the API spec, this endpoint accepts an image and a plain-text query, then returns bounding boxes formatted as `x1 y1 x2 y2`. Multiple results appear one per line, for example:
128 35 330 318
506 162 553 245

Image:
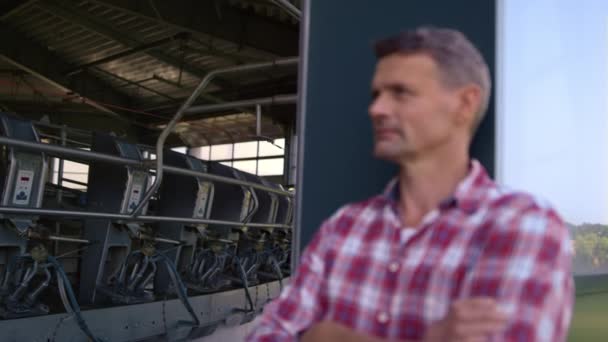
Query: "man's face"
369 53 466 163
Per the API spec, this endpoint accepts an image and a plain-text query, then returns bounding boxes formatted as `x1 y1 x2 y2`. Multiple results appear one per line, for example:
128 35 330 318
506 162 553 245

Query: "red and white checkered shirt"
246 160 574 341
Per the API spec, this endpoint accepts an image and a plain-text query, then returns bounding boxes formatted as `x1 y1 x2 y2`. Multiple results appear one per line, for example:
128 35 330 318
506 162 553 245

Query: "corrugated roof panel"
43 25 86 43
6 5 44 27
69 43 125 63
1 0 296 144
61 36 114 56
228 0 301 24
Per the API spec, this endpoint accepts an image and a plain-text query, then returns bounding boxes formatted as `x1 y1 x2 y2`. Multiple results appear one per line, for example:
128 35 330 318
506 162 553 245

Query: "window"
190 139 286 178
232 160 257 174
498 0 608 279
259 138 285 157
171 146 187 154
210 144 233 160
257 158 284 176
190 146 210 160
52 158 89 191
233 141 258 159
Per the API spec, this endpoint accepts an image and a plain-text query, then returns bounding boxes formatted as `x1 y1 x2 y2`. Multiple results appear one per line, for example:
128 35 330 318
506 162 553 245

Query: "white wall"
497 0 608 225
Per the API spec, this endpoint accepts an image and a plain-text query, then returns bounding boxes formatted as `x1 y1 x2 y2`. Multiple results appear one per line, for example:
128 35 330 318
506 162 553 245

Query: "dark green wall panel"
295 0 496 253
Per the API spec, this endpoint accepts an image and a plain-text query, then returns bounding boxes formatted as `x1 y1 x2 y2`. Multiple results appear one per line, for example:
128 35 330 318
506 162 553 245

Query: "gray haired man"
247 27 573 342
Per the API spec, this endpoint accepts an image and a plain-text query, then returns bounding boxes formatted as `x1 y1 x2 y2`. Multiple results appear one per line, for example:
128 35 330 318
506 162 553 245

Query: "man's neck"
398 152 470 227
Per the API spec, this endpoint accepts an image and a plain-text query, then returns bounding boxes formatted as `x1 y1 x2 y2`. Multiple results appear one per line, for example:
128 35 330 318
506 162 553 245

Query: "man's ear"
455 84 481 128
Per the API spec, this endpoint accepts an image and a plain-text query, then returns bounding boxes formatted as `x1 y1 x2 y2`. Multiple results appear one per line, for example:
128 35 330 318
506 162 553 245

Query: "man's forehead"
372 53 438 85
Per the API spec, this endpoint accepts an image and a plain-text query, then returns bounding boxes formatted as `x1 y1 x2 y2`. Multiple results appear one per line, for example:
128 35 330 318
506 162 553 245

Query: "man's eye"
390 86 411 98
393 89 409 99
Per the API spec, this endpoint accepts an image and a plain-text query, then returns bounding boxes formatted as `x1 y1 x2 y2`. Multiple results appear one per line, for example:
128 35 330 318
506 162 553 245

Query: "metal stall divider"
257 179 293 290
236 172 277 288
80 133 156 306
81 133 201 338
203 163 261 323
154 150 215 297
0 113 99 341
0 113 48 317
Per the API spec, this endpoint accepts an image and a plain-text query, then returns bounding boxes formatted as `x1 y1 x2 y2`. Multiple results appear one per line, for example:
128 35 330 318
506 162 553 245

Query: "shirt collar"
382 159 491 214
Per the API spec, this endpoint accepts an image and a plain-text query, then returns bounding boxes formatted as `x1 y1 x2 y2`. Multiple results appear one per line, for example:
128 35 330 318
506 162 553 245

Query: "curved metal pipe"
130 57 298 217
198 255 217 282
189 250 205 279
128 260 141 285
47 256 101 342
56 269 73 314
128 256 149 292
154 252 200 327
118 250 144 287
246 254 259 276
9 262 38 302
137 260 156 292
25 265 52 305
115 263 128 287
195 253 208 279
1 267 12 291
189 250 202 278
270 0 301 20
270 255 284 291
234 256 255 312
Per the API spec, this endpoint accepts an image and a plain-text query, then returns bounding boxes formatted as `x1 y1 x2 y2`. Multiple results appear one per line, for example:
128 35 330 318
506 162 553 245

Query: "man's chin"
373 148 401 162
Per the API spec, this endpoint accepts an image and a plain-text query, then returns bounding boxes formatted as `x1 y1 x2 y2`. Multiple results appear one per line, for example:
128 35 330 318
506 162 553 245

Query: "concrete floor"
195 318 259 342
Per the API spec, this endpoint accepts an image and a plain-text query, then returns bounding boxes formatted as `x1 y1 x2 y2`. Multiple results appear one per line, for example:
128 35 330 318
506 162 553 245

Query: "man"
246 27 573 341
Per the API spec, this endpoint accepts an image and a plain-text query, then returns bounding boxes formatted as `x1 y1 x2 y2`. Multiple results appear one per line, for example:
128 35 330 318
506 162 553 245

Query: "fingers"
450 298 508 322
451 297 499 314
451 321 507 340
425 298 510 342
446 298 509 341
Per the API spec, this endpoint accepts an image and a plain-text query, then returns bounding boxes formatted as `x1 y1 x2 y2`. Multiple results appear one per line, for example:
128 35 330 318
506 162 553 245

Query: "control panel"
125 171 148 214
193 182 213 219
12 169 34 206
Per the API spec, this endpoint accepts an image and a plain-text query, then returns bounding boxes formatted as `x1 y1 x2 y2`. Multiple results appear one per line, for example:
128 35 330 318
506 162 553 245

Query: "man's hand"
424 298 508 342
300 321 387 342
301 298 507 342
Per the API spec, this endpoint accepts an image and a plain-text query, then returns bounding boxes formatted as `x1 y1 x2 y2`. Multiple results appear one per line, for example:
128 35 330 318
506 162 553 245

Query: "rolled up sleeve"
246 219 335 341
460 206 574 341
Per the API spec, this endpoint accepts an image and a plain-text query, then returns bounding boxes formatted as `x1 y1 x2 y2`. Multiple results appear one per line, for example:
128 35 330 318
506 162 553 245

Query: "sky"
497 0 608 225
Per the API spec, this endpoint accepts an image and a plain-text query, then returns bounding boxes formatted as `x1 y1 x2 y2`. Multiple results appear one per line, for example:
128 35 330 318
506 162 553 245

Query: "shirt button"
388 262 400 273
377 312 389 324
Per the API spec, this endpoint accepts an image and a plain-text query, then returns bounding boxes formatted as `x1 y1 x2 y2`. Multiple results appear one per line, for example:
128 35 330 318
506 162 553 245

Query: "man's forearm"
300 321 415 342
299 299 508 342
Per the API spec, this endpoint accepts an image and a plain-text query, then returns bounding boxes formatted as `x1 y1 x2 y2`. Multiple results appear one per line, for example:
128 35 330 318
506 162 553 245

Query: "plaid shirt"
246 160 574 341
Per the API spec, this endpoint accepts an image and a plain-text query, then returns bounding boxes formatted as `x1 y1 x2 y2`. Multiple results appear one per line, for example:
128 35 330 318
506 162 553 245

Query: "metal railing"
184 94 297 115
0 136 293 229
0 206 292 229
131 57 298 217
0 58 298 230
0 136 293 197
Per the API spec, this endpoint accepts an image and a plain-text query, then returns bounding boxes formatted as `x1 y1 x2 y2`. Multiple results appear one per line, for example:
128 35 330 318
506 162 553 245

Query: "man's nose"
369 95 390 120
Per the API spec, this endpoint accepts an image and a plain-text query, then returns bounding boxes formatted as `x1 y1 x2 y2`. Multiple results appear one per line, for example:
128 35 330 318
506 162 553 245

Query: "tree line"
569 223 608 275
